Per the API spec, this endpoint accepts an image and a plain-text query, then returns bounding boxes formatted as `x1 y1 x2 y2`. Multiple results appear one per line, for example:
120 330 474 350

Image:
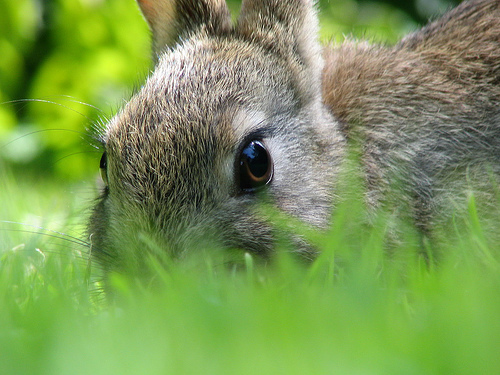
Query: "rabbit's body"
89 0 500 273
323 0 500 234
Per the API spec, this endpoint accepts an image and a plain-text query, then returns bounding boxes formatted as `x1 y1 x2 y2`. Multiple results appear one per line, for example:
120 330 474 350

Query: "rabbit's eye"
99 152 108 186
239 140 273 192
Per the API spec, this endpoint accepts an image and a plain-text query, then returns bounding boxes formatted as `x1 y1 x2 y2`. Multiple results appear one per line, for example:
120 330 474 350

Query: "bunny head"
88 0 346 272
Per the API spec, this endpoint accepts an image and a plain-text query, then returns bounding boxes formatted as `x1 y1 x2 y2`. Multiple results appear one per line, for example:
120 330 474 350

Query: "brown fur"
88 0 500 275
323 0 500 232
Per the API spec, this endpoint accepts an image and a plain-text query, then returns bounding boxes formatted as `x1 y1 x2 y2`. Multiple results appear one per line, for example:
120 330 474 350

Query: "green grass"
2 1 494 373
2 162 500 375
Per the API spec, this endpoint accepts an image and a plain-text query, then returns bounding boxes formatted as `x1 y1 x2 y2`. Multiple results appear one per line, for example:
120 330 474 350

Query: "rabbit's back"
323 0 500 230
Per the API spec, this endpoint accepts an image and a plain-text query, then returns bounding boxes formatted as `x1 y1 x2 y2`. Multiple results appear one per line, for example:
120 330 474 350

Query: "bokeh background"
0 0 460 182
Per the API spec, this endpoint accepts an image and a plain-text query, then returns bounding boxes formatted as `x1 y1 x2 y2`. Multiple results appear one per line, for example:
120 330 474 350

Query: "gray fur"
323 0 500 235
88 0 500 274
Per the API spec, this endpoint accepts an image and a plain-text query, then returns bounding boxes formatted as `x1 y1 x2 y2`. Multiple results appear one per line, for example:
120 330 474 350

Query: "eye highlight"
239 140 273 192
99 152 108 186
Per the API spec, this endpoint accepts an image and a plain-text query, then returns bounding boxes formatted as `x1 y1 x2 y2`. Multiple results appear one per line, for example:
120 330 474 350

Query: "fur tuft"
137 0 232 57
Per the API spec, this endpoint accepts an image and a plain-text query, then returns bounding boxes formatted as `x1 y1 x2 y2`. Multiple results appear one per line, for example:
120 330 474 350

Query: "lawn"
2 0 499 373
1 163 500 375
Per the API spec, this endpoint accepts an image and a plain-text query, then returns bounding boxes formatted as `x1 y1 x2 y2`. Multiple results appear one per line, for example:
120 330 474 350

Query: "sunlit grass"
1 0 493 372
1 161 500 375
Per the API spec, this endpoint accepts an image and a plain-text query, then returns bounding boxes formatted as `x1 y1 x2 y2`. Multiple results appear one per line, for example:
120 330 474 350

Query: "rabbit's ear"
136 0 232 55
237 0 322 75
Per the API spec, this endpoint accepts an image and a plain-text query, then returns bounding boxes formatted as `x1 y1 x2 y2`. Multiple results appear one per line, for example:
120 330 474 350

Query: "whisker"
1 128 94 149
2 97 111 137
48 95 110 120
1 220 90 247
86 238 93 285
54 150 102 164
1 229 90 249
1 98 96 122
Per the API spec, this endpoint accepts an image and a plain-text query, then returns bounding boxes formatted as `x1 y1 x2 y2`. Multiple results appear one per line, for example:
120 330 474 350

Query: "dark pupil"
100 152 107 169
242 142 268 178
239 140 273 192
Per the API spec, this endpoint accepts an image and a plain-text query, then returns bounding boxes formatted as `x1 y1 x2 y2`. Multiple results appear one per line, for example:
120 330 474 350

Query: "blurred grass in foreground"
1 160 500 375
1 0 494 374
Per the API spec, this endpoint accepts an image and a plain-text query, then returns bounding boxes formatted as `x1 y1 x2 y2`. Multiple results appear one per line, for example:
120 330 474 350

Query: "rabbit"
88 0 500 275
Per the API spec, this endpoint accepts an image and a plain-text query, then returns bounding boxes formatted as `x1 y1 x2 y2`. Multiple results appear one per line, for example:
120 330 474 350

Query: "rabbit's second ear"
136 0 232 56
237 0 322 76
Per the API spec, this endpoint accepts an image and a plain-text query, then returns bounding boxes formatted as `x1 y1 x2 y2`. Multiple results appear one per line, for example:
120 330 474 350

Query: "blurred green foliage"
0 0 458 181
2 4 498 374
1 168 500 375
0 0 151 180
